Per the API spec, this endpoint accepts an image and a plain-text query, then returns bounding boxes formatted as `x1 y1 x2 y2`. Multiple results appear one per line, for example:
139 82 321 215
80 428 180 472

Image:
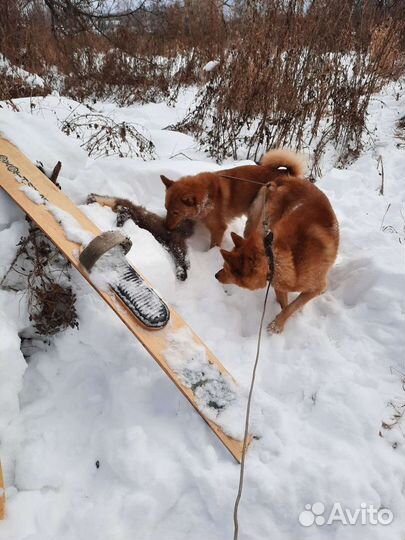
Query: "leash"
219 173 268 186
233 199 274 540
220 168 289 187
233 278 271 540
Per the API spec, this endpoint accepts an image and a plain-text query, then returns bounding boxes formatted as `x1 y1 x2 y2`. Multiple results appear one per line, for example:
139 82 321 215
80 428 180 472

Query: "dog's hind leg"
274 288 288 309
268 289 322 334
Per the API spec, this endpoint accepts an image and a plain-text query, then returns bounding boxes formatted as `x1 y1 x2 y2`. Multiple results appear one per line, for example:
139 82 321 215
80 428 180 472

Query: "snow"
18 183 94 247
164 327 245 439
203 60 220 72
0 107 86 180
0 55 45 89
0 76 404 540
46 204 94 247
90 245 127 290
17 181 94 258
91 246 168 327
19 185 45 205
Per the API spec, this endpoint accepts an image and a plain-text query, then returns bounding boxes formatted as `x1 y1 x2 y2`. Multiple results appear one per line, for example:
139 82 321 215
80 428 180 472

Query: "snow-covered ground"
0 55 45 90
0 80 404 540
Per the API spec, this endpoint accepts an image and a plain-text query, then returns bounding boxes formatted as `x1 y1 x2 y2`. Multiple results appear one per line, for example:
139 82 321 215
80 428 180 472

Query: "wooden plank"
0 139 248 462
0 460 5 520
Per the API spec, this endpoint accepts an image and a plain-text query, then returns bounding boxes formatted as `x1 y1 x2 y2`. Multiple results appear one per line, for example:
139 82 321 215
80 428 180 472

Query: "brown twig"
50 161 62 186
377 155 385 196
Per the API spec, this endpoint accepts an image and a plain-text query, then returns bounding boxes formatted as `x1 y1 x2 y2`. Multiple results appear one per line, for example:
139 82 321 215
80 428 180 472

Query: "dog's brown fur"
161 149 305 247
86 194 194 281
215 176 339 333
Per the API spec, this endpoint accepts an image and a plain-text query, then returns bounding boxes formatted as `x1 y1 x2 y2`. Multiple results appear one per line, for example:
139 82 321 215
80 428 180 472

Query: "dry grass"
176 0 405 174
61 112 156 159
0 160 79 337
1 0 404 172
0 227 79 336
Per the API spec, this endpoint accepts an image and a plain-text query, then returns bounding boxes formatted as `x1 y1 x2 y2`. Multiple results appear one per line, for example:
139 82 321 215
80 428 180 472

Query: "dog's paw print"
268 319 283 334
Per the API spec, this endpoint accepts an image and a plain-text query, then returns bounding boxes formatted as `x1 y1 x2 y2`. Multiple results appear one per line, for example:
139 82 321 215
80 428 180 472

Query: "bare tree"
32 0 150 36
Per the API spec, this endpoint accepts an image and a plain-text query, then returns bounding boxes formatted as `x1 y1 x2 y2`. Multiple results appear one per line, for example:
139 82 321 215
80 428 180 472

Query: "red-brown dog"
215 176 339 333
161 149 305 247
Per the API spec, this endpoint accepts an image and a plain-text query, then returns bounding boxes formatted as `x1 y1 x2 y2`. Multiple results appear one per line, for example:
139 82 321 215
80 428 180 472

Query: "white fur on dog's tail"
260 148 306 177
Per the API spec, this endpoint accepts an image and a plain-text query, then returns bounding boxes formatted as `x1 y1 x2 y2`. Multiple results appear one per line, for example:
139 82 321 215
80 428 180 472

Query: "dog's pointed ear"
220 249 234 264
231 232 244 247
245 186 267 236
181 195 196 207
160 175 174 189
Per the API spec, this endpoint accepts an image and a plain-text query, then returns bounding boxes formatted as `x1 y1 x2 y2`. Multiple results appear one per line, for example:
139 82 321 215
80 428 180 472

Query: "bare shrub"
1 0 404 173
0 161 79 337
175 0 405 175
0 0 226 104
1 227 79 336
62 45 171 105
61 112 155 159
0 0 67 80
0 70 48 101
369 19 405 81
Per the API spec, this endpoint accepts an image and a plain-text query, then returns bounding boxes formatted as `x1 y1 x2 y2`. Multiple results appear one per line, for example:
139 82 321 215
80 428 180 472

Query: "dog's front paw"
268 318 284 334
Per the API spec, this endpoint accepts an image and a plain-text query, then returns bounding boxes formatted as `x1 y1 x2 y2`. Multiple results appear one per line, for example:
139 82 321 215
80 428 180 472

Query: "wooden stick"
50 161 62 186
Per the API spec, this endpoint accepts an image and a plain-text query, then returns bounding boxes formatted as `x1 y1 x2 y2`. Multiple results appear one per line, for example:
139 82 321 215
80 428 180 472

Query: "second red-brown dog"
161 149 305 247
215 176 339 333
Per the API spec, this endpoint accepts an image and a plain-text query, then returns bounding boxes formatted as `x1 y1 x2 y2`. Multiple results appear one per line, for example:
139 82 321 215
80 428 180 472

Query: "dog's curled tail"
260 148 306 177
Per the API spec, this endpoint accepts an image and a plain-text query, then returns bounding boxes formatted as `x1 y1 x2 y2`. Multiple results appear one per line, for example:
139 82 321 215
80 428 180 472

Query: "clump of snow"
203 60 220 72
0 54 44 88
90 245 125 290
46 204 94 246
19 185 46 205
